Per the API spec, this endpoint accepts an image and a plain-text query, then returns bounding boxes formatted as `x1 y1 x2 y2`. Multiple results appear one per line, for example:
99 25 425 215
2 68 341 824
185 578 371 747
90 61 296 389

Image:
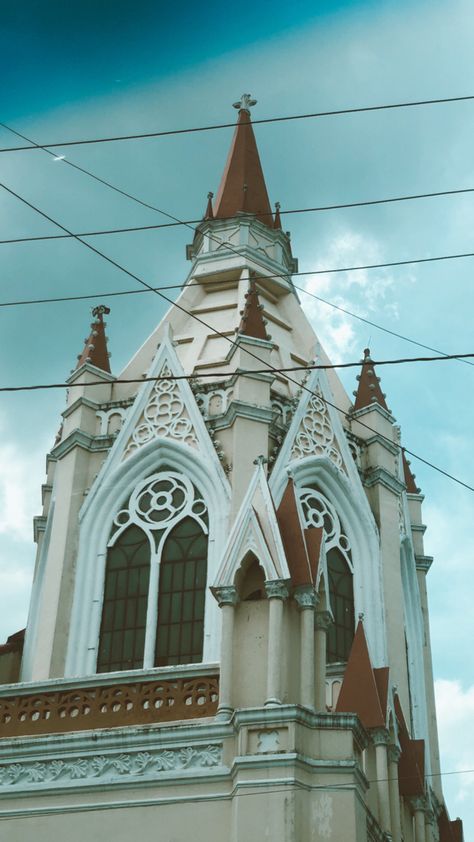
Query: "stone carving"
124 364 198 458
291 388 346 474
298 486 352 567
264 580 289 600
112 471 208 551
195 387 233 418
0 675 218 739
0 744 222 790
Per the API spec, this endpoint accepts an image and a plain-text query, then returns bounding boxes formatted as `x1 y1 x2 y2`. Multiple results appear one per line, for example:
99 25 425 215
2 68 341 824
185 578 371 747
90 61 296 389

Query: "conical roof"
214 96 273 227
238 279 270 341
402 448 419 493
353 347 389 412
335 620 386 729
76 305 111 373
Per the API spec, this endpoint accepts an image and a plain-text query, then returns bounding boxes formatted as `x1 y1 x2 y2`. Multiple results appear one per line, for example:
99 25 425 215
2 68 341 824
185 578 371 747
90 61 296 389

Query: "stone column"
214 586 239 720
411 798 427 842
388 745 402 842
264 580 289 706
425 810 437 842
372 729 392 834
314 610 332 712
294 586 317 709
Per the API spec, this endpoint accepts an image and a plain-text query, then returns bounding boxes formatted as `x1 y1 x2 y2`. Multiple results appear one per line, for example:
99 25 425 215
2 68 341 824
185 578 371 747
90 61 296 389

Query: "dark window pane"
324 548 355 663
155 517 208 667
97 525 150 673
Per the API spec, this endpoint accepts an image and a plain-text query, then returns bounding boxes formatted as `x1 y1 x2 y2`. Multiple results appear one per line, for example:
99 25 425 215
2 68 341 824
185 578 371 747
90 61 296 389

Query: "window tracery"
290 388 346 474
298 485 352 568
98 470 208 673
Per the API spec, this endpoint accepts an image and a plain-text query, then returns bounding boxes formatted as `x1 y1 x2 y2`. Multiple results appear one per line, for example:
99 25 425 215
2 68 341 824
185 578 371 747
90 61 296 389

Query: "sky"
0 0 473 831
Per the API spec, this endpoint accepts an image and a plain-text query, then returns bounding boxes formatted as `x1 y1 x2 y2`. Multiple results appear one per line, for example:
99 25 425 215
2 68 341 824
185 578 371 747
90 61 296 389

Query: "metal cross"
233 93 257 112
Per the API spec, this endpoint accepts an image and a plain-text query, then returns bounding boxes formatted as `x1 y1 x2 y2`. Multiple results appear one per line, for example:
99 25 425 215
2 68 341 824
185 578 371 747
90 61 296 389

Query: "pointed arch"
270 455 387 667
66 438 230 676
326 547 355 663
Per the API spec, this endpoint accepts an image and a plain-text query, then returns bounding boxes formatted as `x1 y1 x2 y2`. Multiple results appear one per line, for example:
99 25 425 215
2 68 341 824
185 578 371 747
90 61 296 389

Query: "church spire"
353 347 389 412
76 305 111 373
213 94 273 227
238 278 270 341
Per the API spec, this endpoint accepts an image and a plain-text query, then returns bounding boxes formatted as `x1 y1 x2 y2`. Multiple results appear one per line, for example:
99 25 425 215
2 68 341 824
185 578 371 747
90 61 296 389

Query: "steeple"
273 201 282 230
353 347 389 412
76 305 111 373
238 279 270 341
402 448 419 493
213 94 273 227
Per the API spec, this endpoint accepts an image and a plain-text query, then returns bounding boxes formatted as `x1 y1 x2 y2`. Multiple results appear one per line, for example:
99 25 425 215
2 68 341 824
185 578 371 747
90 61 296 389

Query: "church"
0 94 464 841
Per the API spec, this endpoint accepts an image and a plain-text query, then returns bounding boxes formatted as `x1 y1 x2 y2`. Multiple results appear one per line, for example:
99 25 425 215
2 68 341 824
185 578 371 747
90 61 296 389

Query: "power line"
2 352 474 393
2 180 472 493
3 186 474 246
1 93 474 153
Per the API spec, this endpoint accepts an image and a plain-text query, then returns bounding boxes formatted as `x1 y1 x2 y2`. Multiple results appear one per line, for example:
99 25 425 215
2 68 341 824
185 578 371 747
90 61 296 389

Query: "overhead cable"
1 93 473 153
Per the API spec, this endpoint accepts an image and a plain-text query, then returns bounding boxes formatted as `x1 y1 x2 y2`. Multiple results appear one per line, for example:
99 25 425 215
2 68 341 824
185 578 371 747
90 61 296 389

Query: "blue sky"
1 0 473 830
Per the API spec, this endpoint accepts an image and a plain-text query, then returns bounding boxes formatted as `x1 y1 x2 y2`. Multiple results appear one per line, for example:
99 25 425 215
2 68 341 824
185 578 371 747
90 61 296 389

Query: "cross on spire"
233 93 257 113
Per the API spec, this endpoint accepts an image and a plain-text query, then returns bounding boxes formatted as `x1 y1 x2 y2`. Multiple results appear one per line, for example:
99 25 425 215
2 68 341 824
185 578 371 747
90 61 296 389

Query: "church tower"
0 96 463 842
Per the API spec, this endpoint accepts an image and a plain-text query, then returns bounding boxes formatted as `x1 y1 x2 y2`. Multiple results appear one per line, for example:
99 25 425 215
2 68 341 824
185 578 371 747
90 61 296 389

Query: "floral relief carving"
291 388 346 474
0 744 222 790
124 364 198 459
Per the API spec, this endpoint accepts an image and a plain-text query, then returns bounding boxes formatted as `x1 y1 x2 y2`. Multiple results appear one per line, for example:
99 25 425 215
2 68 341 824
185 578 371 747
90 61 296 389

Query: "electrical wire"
2 352 474 393
1 93 474 152
2 182 472 492
3 186 474 245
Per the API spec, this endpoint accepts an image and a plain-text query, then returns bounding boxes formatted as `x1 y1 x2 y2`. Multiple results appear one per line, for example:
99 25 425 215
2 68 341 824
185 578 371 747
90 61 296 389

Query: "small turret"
353 347 389 412
238 279 270 341
76 305 111 373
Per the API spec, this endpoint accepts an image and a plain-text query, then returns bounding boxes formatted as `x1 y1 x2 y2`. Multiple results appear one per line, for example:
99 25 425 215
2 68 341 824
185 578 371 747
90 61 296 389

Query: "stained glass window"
155 516 208 666
326 547 355 663
97 525 150 673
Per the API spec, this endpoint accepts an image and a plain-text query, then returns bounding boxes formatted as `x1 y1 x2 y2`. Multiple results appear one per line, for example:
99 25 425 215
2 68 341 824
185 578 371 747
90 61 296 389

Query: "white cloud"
435 679 474 804
0 439 44 537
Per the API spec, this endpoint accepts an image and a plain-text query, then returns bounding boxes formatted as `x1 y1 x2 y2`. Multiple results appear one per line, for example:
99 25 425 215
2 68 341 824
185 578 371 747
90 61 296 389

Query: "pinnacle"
402 448 420 493
75 305 111 373
213 99 273 227
238 279 270 341
353 347 389 412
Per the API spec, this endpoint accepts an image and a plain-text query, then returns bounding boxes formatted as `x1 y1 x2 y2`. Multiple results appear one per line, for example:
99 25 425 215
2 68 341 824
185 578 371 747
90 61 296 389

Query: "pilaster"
294 586 318 710
264 580 289 706
214 586 239 721
315 610 332 713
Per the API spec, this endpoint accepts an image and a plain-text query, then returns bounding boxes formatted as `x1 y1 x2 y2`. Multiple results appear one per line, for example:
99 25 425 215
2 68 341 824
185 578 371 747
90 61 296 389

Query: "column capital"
294 585 318 610
315 610 333 631
265 579 289 600
388 744 401 764
410 796 428 813
371 727 391 747
213 585 239 607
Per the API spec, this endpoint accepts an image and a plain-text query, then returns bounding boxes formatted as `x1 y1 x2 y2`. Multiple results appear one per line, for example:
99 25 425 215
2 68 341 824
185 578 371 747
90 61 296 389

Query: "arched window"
97 470 208 673
297 483 355 663
326 548 355 663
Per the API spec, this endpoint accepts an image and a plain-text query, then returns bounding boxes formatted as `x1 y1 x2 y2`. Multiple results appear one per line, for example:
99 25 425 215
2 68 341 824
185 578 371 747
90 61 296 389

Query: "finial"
233 93 257 113
253 455 268 466
92 304 110 319
204 191 214 220
358 612 365 622
274 201 282 230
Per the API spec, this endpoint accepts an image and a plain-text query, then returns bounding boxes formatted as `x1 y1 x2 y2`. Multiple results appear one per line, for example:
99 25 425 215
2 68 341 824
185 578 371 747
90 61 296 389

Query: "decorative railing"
0 675 219 738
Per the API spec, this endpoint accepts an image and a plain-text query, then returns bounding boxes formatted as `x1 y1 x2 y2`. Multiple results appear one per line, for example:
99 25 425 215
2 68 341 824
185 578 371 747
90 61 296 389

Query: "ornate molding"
293 586 317 610
290 387 347 475
388 744 401 764
265 580 289 600
124 363 198 458
0 743 222 791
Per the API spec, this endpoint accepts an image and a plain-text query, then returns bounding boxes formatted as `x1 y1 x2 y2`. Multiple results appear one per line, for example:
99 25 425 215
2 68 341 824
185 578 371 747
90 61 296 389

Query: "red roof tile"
353 348 389 412
336 621 385 729
76 305 111 373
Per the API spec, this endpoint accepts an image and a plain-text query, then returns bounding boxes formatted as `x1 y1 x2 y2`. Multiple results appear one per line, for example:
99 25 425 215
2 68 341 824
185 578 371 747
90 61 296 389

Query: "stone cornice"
33 515 47 542
51 430 115 460
362 467 405 495
232 706 369 751
350 402 396 425
67 361 115 385
62 395 102 419
210 400 275 431
361 433 399 457
415 555 433 573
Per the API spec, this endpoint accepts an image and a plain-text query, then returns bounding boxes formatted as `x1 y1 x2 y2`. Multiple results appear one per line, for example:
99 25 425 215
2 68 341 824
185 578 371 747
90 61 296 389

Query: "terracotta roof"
394 693 425 796
402 448 420 493
353 348 389 412
0 628 25 656
335 620 386 729
238 279 270 341
373 666 390 715
304 526 324 585
276 480 313 587
214 108 273 227
76 305 111 373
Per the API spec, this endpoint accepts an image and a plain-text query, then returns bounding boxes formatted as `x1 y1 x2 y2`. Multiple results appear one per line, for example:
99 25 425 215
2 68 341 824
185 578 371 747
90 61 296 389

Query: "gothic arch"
66 438 231 676
270 455 387 667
